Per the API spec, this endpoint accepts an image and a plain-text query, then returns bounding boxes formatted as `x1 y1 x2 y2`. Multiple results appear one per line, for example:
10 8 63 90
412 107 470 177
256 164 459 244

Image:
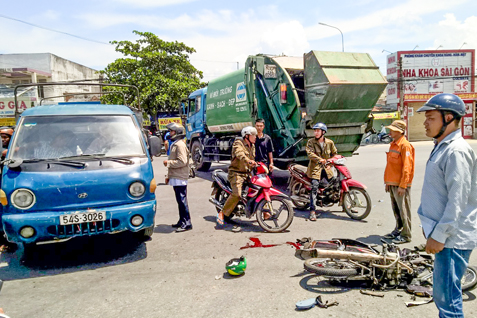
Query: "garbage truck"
184 51 387 171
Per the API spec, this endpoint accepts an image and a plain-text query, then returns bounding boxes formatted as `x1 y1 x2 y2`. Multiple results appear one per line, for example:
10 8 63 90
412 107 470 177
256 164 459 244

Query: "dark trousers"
389 185 411 239
173 185 191 228
310 170 330 211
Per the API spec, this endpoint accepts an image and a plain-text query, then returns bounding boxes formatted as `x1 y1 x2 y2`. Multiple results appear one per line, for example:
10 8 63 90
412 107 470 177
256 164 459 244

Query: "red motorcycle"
209 163 294 232
287 155 371 220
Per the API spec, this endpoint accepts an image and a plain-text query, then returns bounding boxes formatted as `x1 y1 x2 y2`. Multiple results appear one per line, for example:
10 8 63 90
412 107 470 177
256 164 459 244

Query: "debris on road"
360 289 385 297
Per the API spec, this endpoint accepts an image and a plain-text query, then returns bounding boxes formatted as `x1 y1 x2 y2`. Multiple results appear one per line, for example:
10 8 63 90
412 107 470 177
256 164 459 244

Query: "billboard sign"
0 98 34 116
387 50 475 104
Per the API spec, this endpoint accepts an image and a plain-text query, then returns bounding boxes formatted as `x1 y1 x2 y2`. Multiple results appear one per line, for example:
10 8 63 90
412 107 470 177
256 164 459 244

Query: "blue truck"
1 83 161 252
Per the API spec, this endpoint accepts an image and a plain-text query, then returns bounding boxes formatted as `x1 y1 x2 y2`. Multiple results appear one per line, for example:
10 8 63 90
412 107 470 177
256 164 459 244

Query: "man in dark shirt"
254 119 274 172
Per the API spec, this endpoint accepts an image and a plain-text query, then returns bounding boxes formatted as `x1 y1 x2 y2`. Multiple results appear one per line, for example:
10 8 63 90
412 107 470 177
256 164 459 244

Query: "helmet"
226 256 247 276
166 122 185 135
312 122 327 132
0 127 13 136
241 126 258 138
417 93 465 117
417 93 465 139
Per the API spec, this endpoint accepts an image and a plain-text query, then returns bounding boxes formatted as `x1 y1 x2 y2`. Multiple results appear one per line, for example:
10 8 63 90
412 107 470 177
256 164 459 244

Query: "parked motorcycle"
362 132 392 144
375 133 392 144
297 238 477 292
209 163 294 232
287 155 372 220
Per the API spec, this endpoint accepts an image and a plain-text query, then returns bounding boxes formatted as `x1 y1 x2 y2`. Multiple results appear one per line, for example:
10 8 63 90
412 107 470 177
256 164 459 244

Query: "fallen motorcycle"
287 155 372 220
296 238 477 292
209 163 294 232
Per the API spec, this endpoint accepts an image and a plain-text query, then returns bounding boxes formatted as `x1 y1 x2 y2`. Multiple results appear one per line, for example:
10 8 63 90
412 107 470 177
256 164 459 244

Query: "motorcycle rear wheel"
304 258 359 277
462 265 477 291
343 187 372 220
215 188 229 213
256 197 294 233
289 181 310 210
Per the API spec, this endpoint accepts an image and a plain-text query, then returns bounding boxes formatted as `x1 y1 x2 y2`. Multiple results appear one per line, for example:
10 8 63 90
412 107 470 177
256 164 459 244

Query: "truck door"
186 94 205 139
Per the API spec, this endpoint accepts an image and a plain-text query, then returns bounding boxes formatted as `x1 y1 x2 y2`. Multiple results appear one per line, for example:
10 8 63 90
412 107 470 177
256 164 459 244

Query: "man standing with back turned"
383 120 415 244
416 93 477 318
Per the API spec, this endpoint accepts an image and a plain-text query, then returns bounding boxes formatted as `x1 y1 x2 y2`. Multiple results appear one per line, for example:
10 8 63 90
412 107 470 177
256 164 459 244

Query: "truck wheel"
191 141 211 172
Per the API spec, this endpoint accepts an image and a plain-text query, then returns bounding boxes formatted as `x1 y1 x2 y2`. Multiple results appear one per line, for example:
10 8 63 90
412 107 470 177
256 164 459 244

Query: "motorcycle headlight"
11 189 36 210
335 158 347 165
129 182 146 197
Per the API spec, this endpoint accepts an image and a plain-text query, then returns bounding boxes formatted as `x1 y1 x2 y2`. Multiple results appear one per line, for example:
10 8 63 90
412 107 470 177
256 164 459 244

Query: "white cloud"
114 0 197 7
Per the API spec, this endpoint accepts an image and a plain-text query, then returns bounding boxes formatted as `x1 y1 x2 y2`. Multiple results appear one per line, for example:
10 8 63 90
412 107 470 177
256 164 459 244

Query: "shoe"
231 225 242 232
309 211 317 222
263 212 271 220
216 211 225 226
392 235 411 244
175 226 193 233
384 230 400 239
171 223 181 228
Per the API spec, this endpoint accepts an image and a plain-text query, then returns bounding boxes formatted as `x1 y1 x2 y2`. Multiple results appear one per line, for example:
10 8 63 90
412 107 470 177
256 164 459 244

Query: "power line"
0 14 110 45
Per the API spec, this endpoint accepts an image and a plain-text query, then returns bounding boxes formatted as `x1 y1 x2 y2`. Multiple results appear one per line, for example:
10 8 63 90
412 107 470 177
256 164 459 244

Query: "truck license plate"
60 211 106 225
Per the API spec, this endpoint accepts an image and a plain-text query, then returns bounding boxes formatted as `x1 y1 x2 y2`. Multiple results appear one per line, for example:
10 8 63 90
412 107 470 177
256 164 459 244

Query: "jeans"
433 248 472 318
173 186 191 228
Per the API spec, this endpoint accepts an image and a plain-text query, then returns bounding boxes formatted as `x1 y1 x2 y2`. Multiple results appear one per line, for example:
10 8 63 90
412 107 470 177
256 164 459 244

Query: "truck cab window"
189 99 196 114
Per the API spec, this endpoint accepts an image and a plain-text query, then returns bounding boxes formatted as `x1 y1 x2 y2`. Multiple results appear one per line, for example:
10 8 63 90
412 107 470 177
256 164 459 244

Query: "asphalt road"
1 140 477 318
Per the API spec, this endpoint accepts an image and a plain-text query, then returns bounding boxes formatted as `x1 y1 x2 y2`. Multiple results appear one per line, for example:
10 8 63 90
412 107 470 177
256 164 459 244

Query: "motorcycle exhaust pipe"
209 197 224 210
315 249 394 262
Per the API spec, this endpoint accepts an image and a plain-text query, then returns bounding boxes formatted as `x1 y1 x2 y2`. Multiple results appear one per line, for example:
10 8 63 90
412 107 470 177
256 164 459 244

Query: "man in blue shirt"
416 93 477 318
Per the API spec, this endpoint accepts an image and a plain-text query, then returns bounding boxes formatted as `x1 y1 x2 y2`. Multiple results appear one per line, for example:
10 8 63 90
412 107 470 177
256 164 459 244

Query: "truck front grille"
47 219 121 238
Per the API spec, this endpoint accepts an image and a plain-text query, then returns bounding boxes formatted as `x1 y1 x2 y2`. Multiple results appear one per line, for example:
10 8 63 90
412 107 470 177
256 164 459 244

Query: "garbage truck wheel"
191 141 211 172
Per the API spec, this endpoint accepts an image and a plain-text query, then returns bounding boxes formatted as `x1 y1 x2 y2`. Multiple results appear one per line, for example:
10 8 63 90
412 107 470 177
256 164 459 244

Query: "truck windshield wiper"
22 158 86 168
59 153 106 160
60 154 134 165
102 156 134 165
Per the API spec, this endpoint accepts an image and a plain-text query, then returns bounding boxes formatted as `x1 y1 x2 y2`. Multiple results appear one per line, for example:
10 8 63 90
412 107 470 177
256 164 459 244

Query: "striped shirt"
417 129 477 249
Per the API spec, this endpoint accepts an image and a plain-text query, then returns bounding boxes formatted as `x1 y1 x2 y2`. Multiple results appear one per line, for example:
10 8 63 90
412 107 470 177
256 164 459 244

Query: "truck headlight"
11 189 36 210
129 182 145 197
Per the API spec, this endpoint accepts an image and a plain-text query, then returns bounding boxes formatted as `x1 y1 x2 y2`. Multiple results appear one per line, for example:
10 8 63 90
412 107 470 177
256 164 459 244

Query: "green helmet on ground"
226 256 247 276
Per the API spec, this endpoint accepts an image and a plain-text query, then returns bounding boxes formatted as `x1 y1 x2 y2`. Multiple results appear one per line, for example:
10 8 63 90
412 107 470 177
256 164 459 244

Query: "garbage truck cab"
1 102 160 249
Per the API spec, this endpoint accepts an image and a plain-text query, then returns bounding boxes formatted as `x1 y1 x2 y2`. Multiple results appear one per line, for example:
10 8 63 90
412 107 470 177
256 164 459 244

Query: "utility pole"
398 56 407 137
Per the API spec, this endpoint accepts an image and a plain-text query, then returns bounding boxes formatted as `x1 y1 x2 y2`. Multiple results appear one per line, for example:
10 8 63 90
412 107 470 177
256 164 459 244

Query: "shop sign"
158 117 182 130
387 50 475 104
0 98 34 116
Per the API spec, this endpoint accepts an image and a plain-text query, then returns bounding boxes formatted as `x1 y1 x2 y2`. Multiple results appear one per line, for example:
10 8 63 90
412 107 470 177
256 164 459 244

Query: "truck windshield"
10 115 146 160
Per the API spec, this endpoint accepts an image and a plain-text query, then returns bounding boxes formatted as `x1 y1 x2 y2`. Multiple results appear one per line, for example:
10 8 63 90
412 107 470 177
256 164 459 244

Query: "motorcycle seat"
214 170 231 187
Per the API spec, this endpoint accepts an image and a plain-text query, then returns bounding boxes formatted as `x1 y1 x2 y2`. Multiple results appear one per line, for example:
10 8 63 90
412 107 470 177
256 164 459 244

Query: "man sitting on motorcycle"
216 126 257 227
306 122 338 221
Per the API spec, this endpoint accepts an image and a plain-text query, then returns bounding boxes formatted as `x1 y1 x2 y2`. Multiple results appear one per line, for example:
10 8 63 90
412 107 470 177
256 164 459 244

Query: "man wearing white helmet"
216 126 258 227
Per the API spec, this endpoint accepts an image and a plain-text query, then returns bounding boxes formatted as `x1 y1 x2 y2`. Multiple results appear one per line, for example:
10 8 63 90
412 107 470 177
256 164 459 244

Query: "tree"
101 31 204 114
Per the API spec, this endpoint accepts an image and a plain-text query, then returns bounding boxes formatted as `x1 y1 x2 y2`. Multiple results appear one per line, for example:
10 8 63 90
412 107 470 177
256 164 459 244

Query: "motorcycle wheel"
215 188 229 213
304 258 359 277
382 136 392 144
462 265 477 291
370 135 379 144
289 181 310 210
343 187 372 220
256 196 294 233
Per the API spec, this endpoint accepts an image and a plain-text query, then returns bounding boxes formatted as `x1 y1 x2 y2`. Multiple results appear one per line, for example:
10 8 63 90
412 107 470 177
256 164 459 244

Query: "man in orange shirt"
383 120 415 244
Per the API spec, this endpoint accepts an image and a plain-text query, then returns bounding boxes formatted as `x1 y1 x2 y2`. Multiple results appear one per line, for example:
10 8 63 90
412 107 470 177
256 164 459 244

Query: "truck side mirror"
148 136 162 157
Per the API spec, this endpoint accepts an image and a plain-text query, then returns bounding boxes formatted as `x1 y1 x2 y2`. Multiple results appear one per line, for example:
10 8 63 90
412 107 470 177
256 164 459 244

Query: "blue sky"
1 0 476 81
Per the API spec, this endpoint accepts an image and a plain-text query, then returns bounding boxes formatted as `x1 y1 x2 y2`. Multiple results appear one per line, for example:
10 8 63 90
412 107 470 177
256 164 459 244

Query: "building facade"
386 49 475 141
0 53 100 125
